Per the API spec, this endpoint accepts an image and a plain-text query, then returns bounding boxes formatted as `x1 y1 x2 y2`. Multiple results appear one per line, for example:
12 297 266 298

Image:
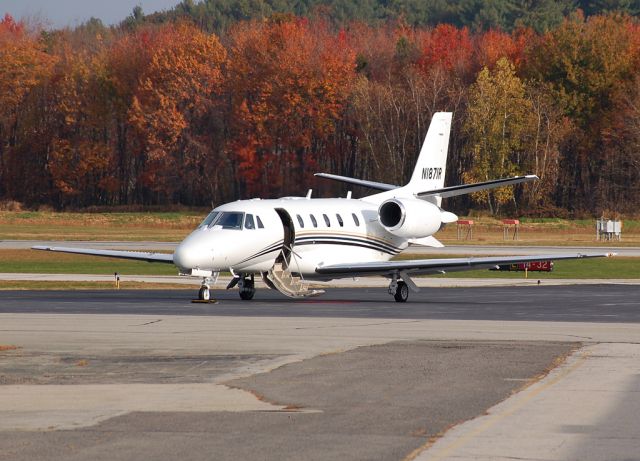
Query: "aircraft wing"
417 175 538 199
314 173 398 191
315 253 613 277
32 246 175 264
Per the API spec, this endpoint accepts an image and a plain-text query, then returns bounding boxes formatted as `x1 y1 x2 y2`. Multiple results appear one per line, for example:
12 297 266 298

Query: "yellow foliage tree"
464 58 532 213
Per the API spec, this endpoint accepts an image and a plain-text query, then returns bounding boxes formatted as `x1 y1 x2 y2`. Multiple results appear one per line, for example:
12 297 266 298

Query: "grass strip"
0 281 192 290
0 250 177 275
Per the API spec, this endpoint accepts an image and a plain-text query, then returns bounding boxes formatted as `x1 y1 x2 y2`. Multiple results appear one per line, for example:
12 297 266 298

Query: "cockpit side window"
217 212 244 229
200 211 220 228
244 214 255 229
296 214 304 228
256 216 264 228
323 214 331 227
336 214 344 227
310 214 318 228
352 213 360 226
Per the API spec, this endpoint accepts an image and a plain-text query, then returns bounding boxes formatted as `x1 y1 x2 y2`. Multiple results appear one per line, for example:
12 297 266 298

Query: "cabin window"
216 212 244 230
244 214 256 229
336 214 344 227
200 211 220 228
310 214 318 227
296 214 304 228
352 213 360 227
256 216 264 229
323 214 331 227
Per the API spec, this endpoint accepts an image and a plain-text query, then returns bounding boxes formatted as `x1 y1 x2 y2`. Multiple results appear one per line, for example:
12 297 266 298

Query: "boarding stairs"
267 249 324 298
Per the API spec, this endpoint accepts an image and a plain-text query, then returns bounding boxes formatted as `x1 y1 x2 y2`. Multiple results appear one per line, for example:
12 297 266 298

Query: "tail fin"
407 112 452 206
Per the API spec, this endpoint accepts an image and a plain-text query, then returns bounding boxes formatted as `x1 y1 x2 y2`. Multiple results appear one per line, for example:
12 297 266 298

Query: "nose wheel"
198 286 211 301
193 274 218 303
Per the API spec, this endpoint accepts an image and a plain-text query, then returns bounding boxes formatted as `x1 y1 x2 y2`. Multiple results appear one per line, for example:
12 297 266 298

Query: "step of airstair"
267 262 324 298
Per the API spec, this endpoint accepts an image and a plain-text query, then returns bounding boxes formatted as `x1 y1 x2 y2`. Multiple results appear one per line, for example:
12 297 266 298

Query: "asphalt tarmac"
0 340 574 461
1 284 639 322
1 285 640 461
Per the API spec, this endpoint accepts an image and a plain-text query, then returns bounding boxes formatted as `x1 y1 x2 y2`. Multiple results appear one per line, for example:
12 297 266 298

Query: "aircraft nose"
173 241 202 269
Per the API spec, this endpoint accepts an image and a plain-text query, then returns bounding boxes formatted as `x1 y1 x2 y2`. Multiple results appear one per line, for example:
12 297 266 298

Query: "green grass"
0 281 192 290
427 257 638 279
395 254 640 279
0 250 177 275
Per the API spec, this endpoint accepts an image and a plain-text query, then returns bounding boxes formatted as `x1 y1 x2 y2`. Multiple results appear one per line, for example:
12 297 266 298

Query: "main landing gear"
225 273 257 300
238 274 256 300
388 275 409 303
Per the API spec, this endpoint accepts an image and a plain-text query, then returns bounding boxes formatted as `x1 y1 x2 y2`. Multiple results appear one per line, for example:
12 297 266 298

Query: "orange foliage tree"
128 23 227 204
0 14 56 200
2 11 640 215
225 17 356 197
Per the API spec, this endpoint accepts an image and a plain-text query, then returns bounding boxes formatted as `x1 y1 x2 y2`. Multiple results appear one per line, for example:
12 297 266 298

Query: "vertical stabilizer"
407 112 452 206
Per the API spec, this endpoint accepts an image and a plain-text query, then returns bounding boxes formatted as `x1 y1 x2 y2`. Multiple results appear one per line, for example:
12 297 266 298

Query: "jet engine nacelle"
378 198 444 238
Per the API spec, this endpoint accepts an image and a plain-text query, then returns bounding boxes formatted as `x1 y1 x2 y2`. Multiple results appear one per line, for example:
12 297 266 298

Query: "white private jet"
34 112 611 302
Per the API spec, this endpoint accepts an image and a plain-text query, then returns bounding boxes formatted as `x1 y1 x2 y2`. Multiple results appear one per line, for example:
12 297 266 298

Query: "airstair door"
274 208 295 265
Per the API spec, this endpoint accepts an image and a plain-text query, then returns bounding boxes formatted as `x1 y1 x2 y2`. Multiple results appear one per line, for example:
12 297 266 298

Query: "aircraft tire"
199 287 210 301
394 281 409 303
239 289 255 300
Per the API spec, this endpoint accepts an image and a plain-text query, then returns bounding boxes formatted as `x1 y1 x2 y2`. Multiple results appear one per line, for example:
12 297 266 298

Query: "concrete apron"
416 342 640 461
0 383 287 431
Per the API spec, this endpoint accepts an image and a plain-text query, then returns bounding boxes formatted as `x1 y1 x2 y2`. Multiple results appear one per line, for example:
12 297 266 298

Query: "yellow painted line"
406 349 591 461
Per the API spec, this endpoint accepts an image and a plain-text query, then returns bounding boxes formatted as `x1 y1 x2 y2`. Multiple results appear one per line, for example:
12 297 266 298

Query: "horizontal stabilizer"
314 173 398 191
408 236 445 248
32 246 174 264
418 175 538 199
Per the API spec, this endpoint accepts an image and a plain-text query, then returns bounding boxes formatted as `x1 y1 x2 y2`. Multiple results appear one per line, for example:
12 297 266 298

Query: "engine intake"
378 198 443 238
379 200 405 229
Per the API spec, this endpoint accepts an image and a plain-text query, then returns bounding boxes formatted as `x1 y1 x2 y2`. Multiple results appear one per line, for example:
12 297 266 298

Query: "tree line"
142 0 639 34
1 10 639 215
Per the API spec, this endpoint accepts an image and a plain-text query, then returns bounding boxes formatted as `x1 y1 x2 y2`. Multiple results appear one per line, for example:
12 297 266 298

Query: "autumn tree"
464 58 531 213
128 23 228 204
0 14 56 201
225 17 355 197
348 24 473 191
44 34 121 207
526 12 640 211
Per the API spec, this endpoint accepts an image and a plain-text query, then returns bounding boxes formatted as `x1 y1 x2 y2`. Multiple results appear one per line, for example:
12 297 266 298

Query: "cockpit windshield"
216 212 244 229
199 211 245 230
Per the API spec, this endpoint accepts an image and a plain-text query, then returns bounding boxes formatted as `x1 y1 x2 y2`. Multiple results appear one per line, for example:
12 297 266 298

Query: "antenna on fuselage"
306 189 312 199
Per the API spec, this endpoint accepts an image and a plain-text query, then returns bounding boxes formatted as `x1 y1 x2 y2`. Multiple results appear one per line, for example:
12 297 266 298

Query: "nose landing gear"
198 286 211 301
193 273 218 303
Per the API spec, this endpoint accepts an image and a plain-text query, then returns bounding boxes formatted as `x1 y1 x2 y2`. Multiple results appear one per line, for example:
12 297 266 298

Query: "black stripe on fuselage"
237 240 283 265
294 239 398 255
295 234 401 254
236 235 402 267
